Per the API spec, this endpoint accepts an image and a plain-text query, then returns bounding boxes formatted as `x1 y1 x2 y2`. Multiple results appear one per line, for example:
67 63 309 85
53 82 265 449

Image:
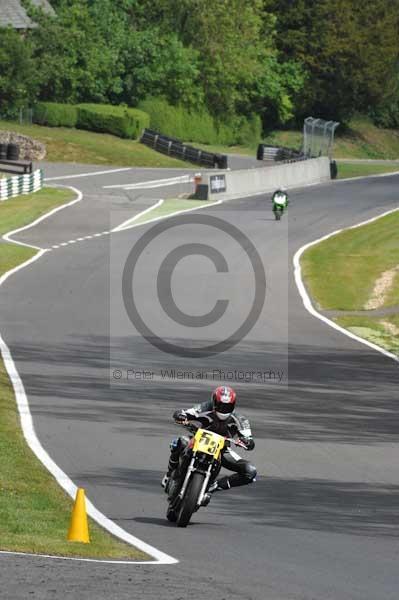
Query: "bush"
34 102 78 127
370 102 399 129
231 114 263 146
78 104 149 139
33 102 149 139
139 97 261 146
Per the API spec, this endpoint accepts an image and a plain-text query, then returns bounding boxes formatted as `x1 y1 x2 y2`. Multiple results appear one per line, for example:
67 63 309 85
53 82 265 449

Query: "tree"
29 1 124 103
121 29 202 108
266 0 399 121
0 28 38 118
148 0 270 118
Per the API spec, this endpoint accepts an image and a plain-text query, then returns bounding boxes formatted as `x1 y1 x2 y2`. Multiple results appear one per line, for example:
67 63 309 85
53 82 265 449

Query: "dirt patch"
365 266 399 310
381 320 399 337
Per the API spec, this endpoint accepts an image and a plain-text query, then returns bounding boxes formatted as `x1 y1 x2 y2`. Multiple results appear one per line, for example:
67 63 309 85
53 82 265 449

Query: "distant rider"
272 189 289 212
162 386 256 505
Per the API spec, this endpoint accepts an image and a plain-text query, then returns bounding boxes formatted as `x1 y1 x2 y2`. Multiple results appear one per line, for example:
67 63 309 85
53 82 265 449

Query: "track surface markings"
0 185 178 565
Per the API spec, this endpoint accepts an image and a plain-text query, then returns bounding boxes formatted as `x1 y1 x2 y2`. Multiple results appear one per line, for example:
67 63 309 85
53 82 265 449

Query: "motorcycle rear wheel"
176 472 205 527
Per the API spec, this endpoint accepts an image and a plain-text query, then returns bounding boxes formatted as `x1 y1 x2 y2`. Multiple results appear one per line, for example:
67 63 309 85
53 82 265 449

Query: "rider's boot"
161 464 177 490
161 456 179 491
201 478 230 506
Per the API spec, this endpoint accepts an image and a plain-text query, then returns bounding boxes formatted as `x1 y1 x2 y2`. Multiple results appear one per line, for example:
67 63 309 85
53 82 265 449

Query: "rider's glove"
173 410 187 424
241 437 255 451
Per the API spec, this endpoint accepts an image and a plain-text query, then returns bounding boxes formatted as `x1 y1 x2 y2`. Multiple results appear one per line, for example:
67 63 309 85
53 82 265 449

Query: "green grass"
196 117 399 163
0 189 149 559
263 117 399 160
3 115 399 167
301 211 399 310
0 187 73 236
337 162 399 179
386 271 399 306
262 129 303 152
131 197 217 226
335 315 399 355
0 120 190 168
0 243 37 275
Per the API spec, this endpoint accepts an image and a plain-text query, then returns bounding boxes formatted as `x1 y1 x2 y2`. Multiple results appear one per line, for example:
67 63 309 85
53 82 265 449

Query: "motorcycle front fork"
177 458 214 506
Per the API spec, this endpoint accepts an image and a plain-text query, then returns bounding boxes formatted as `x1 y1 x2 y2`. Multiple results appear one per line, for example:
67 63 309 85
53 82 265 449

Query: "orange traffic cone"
67 488 90 543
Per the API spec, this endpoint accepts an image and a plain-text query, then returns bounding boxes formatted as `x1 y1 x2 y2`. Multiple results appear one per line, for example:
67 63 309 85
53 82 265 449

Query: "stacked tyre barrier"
257 144 304 163
141 129 228 169
0 169 43 201
0 142 20 161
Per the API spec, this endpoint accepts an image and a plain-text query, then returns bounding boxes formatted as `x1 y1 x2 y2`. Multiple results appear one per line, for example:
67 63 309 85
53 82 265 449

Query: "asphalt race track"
1 163 398 600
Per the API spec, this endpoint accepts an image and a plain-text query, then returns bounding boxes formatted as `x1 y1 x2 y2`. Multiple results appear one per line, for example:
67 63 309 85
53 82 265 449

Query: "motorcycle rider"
272 188 289 213
161 386 256 505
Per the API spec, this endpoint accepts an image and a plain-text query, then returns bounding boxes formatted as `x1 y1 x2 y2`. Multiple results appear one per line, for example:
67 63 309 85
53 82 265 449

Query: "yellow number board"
193 429 225 459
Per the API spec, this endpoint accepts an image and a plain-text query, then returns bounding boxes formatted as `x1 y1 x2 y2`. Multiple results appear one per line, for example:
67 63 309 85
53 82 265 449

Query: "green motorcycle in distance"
272 189 289 221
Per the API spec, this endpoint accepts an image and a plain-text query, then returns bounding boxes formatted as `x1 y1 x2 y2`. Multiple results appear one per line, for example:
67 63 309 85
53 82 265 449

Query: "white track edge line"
45 168 132 181
103 174 192 190
114 199 223 233
293 206 399 363
112 199 164 232
2 185 83 249
0 550 166 565
0 186 178 565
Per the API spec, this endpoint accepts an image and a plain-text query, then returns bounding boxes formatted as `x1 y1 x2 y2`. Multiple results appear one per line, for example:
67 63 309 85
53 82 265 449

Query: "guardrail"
141 129 228 169
0 169 43 201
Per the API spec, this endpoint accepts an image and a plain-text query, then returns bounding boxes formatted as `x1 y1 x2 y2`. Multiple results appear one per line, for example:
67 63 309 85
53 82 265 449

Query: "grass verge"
194 117 399 162
263 117 399 160
0 120 189 168
2 115 399 166
301 211 399 310
0 189 149 559
0 187 73 236
132 196 217 227
334 315 399 356
337 162 399 179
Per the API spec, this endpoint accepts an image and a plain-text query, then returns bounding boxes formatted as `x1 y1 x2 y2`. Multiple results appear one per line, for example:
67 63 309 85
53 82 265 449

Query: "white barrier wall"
203 157 330 201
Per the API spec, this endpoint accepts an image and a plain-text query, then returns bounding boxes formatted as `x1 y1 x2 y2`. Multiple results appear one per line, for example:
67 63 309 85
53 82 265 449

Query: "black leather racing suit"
167 400 257 490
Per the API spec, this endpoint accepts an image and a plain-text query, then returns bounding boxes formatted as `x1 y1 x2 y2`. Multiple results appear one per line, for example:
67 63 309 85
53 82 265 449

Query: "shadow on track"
212 477 399 538
11 334 399 444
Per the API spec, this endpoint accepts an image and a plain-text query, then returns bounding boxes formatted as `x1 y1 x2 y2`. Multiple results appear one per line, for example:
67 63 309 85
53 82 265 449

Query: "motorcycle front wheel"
176 472 205 527
166 506 178 522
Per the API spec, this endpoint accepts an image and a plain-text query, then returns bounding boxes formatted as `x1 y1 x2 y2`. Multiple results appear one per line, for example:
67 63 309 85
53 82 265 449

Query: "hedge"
77 104 150 139
33 102 149 139
34 102 78 128
32 99 261 145
138 97 261 146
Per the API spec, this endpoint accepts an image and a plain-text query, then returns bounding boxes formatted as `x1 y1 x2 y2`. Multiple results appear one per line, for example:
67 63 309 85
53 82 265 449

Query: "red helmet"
212 386 236 420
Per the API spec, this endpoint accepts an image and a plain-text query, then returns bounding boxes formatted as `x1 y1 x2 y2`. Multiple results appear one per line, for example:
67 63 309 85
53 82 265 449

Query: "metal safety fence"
303 117 340 159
